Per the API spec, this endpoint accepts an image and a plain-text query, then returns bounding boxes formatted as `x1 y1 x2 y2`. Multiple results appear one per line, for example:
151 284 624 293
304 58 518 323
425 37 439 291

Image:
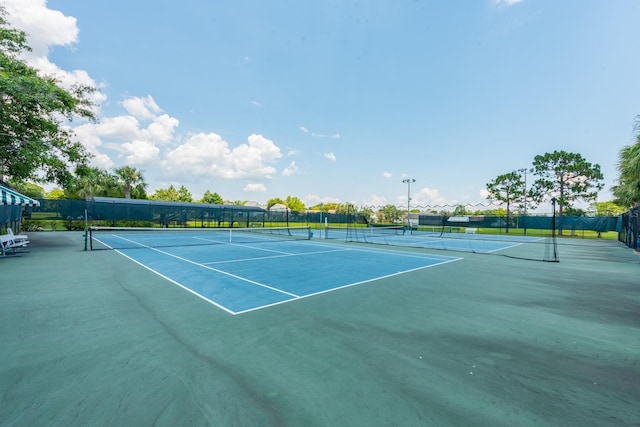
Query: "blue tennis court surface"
326 228 544 253
376 232 543 252
97 236 461 314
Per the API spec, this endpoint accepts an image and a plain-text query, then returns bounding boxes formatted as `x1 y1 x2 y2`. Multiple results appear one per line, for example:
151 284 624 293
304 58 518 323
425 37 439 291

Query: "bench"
1 233 30 257
7 228 29 244
465 228 477 234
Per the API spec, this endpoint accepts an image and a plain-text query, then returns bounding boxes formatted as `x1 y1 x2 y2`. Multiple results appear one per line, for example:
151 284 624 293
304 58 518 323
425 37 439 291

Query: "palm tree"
68 166 111 201
613 119 640 207
113 166 147 199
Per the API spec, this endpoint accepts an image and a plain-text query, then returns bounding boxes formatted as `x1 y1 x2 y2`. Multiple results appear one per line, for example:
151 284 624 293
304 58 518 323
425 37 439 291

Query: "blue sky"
5 0 640 211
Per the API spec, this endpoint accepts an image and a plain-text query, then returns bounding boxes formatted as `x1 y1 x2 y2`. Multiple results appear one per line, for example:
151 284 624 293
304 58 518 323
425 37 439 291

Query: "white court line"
193 237 298 256
105 235 301 298
203 248 353 265
109 248 238 315
310 240 462 262
234 256 462 315
485 242 524 253
96 234 464 315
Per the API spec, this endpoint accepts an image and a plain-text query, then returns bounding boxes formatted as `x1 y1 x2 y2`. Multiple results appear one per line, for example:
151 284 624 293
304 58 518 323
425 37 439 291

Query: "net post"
83 209 88 251
548 198 559 262
88 227 94 251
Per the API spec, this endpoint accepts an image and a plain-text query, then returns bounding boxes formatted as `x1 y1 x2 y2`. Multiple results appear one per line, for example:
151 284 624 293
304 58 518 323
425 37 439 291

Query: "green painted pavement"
1 232 639 426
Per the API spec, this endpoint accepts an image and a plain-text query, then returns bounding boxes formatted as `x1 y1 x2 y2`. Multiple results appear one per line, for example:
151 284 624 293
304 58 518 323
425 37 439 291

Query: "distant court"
323 226 553 259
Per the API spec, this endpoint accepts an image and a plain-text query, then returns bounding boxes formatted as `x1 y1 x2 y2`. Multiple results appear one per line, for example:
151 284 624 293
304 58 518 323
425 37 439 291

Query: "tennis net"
326 226 558 262
89 226 312 250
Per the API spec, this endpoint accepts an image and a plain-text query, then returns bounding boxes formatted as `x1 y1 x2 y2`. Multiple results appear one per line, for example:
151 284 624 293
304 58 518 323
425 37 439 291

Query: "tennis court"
1 231 639 426
324 226 558 262
89 226 461 314
325 227 546 253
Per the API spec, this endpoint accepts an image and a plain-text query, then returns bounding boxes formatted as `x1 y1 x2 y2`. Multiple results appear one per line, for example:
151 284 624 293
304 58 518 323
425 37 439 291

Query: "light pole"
319 202 323 239
402 178 415 230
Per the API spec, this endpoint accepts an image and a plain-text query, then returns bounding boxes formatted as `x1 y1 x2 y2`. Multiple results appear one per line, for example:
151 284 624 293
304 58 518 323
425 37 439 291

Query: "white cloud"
324 152 336 161
90 152 115 170
70 98 179 170
312 133 340 139
70 123 105 154
3 0 105 109
282 161 299 177
140 114 180 144
162 133 282 179
74 112 177 146
121 140 160 166
244 183 267 192
304 194 340 206
479 188 490 199
122 95 162 120
92 116 141 139
3 0 78 57
412 187 450 206
299 125 340 139
495 0 523 5
29 56 107 108
363 194 388 207
305 194 320 205
251 100 262 108
382 172 392 178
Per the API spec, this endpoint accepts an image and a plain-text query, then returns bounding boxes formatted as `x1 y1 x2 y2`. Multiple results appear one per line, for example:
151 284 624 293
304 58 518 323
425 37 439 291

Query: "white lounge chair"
7 228 29 244
0 231 29 257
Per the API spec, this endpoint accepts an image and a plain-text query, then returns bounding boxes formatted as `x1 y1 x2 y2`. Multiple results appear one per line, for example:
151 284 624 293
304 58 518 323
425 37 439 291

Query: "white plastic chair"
7 228 29 244
1 233 29 257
